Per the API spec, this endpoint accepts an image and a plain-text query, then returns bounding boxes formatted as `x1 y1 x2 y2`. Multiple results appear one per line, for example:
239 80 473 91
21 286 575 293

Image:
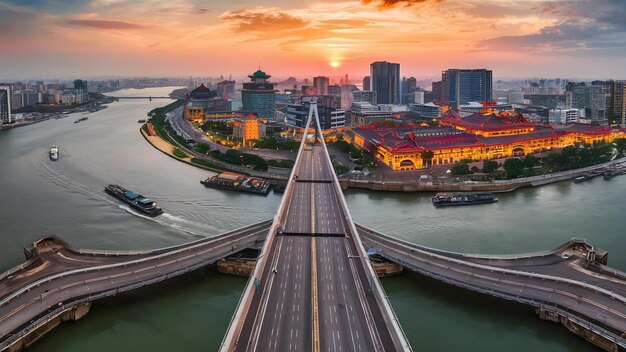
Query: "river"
0 87 623 351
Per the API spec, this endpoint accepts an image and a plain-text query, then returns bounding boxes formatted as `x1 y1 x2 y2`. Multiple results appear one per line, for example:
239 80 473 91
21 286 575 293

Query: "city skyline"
1 0 625 80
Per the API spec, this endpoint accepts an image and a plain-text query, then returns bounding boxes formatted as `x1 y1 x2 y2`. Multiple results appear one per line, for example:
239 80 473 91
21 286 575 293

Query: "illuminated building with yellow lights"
233 116 266 146
353 111 625 171
184 83 232 123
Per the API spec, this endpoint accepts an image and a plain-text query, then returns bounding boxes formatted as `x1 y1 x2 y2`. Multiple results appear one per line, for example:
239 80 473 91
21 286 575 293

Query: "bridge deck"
0 220 272 350
222 103 409 351
356 225 626 347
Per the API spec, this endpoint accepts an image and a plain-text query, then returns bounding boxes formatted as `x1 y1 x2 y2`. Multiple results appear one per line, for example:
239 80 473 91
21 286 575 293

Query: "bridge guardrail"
359 228 626 305
316 114 412 351
219 108 310 351
0 222 271 309
378 251 626 348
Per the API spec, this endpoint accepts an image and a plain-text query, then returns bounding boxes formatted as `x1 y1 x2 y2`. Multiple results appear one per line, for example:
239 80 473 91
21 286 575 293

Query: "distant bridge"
109 96 173 101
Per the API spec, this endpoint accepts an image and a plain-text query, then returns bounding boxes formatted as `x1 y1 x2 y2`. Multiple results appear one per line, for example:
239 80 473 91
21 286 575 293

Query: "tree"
503 158 525 179
523 154 539 171
482 160 499 173
450 162 471 175
614 138 626 156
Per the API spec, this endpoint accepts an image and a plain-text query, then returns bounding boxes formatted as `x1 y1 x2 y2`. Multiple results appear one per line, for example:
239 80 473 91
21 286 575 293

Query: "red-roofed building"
353 112 625 170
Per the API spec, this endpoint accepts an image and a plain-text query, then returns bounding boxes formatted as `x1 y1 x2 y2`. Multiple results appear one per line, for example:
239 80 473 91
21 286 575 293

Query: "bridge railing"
375 249 626 349
359 227 626 305
356 225 592 261
0 222 271 309
219 108 313 351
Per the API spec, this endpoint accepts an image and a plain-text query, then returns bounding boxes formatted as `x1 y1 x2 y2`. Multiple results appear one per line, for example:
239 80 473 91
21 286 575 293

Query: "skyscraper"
313 76 329 96
242 69 277 120
441 69 493 108
612 81 626 127
370 61 400 105
0 86 11 124
363 76 370 91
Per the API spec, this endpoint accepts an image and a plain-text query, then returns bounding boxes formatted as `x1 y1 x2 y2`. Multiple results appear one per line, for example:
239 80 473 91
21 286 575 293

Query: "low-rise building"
352 111 624 170
233 117 267 146
549 108 584 125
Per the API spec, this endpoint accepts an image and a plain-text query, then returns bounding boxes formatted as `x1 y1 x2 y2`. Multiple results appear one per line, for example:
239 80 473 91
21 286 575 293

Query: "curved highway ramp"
0 220 272 351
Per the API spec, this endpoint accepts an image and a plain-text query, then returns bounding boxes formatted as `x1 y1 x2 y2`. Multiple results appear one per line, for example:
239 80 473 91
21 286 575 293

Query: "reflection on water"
2 87 619 351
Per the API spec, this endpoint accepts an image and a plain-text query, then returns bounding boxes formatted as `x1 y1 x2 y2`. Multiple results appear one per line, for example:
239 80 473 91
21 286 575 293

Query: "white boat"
49 146 59 161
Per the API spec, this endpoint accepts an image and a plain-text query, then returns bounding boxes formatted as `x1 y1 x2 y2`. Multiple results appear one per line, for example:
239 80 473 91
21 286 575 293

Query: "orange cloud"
63 19 143 30
361 0 442 10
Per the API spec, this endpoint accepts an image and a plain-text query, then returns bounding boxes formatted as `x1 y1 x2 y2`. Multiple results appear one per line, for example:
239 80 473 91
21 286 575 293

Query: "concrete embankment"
340 158 626 193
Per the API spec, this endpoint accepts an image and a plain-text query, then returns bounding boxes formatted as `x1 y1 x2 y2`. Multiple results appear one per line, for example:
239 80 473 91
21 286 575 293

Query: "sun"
330 61 340 68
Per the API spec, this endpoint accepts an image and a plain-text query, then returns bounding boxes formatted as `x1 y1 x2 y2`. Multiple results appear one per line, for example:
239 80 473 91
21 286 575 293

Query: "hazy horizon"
1 0 625 80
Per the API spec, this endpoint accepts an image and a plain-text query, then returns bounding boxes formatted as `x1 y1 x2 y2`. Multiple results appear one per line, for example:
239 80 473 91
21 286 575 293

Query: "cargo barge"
201 172 270 195
104 184 163 216
432 192 498 207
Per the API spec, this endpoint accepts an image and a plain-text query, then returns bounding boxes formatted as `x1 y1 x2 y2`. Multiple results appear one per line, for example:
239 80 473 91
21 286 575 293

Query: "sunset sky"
1 0 625 80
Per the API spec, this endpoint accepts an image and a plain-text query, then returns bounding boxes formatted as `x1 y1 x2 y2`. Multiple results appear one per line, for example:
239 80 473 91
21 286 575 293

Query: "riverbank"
340 157 626 193
143 122 626 193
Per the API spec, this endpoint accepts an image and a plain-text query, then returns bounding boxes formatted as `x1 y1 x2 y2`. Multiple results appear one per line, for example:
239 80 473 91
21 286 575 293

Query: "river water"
0 87 623 351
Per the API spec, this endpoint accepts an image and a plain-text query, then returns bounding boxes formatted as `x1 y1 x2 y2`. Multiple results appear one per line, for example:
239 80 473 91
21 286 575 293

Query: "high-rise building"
566 82 611 125
432 81 443 101
242 70 277 120
401 77 417 104
441 69 493 108
363 76 370 91
0 86 11 124
217 80 236 99
313 76 329 96
73 79 88 92
370 61 400 105
612 81 626 127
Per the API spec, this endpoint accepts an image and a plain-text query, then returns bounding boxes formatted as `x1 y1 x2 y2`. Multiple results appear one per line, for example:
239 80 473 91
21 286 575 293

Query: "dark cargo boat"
201 172 270 195
432 192 498 207
104 184 163 216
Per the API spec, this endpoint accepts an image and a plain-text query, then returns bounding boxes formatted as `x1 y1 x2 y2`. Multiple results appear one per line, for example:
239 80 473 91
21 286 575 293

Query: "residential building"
441 69 493 109
313 76 329 96
0 86 11 124
242 69 277 120
370 61 400 104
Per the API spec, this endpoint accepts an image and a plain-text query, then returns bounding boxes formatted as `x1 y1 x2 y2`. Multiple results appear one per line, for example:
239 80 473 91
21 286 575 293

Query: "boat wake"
39 159 218 239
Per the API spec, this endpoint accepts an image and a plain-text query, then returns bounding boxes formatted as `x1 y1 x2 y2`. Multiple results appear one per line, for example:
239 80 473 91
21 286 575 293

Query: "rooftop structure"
242 69 277 120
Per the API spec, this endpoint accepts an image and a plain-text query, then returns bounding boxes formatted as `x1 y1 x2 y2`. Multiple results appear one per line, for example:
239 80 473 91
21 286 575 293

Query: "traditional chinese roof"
249 70 271 79
189 83 217 100
440 111 536 131
353 121 621 154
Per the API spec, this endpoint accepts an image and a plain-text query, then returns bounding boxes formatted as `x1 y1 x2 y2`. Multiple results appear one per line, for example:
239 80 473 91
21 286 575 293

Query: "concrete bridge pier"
6 303 91 352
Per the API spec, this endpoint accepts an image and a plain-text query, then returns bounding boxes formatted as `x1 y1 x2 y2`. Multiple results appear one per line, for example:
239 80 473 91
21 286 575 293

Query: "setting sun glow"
330 61 340 68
